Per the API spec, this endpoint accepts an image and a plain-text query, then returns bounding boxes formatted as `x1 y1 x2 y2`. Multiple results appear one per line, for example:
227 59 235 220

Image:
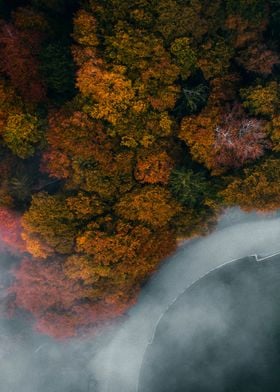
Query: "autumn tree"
179 103 270 174
21 192 79 258
66 191 107 220
0 77 44 205
171 205 219 240
240 82 280 118
225 4 267 49
76 59 135 124
104 23 180 111
11 220 177 338
134 148 174 184
208 73 240 105
154 0 208 43
213 105 270 170
42 109 113 179
221 158 280 211
2 112 44 159
0 207 26 254
170 37 197 80
0 20 46 103
269 115 280 151
115 186 181 228
197 37 234 80
237 44 279 75
67 219 177 284
10 257 132 339
0 76 45 159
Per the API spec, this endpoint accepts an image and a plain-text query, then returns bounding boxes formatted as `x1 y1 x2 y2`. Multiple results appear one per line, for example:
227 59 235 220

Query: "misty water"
1 208 280 392
139 254 280 392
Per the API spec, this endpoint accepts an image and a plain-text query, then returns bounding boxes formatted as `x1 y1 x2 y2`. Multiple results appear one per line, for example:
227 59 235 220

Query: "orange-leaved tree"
221 158 280 211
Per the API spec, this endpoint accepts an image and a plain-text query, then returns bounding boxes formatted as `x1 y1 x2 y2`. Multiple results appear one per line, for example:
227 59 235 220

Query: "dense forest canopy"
0 0 280 338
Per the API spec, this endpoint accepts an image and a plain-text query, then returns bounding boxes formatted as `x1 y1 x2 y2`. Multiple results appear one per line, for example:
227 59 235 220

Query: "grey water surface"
138 253 280 392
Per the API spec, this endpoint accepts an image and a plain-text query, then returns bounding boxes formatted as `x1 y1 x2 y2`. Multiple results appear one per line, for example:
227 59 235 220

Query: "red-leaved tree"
0 207 26 254
213 104 270 170
0 22 46 103
10 257 135 339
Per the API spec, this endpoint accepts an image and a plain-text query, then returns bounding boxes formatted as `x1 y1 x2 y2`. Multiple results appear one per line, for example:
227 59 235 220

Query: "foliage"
236 44 279 75
179 103 270 174
170 37 198 80
70 221 177 284
10 257 109 338
171 205 219 239
0 21 46 104
220 159 280 211
1 0 280 338
0 207 26 254
134 149 174 184
115 186 182 228
198 37 235 80
77 60 135 124
72 10 99 47
212 104 270 170
240 82 280 117
169 168 210 207
270 115 280 151
21 192 79 257
2 113 43 158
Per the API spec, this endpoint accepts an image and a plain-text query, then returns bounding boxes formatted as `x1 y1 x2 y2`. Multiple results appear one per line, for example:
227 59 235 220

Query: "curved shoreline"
137 251 280 391
89 210 280 392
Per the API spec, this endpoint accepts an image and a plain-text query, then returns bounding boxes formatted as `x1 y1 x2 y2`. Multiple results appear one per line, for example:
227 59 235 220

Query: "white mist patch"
88 208 280 392
0 208 280 392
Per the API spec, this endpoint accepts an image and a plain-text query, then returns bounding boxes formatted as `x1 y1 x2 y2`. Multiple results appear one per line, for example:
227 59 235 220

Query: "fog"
1 208 280 391
138 253 280 391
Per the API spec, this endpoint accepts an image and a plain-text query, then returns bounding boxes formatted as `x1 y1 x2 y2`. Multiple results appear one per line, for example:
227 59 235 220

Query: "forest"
0 0 280 338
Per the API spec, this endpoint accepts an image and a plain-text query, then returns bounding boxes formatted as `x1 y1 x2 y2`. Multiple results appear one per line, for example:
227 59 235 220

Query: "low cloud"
1 208 280 392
